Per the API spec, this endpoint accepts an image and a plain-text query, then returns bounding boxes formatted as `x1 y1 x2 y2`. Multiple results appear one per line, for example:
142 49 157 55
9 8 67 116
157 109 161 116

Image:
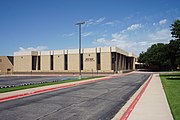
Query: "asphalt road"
0 73 151 120
0 76 82 87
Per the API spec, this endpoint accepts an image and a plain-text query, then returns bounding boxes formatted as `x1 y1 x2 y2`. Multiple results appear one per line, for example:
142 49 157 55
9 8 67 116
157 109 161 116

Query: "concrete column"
130 58 133 69
133 58 136 70
36 56 38 70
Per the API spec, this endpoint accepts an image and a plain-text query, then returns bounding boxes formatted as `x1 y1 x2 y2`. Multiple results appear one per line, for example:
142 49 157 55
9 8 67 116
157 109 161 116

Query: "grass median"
0 76 104 93
160 73 180 120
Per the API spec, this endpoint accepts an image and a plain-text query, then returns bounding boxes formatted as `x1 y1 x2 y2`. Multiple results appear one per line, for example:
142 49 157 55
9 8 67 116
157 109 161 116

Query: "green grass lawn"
160 73 180 120
0 76 104 93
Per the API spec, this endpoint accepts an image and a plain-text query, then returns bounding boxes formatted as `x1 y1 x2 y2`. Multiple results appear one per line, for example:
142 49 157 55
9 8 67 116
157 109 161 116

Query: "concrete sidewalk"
128 74 173 120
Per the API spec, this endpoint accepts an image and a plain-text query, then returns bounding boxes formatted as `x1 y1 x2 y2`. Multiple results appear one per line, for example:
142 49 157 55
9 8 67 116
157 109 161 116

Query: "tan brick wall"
14 56 31 72
101 52 112 71
13 47 136 73
0 56 13 74
133 57 136 70
68 54 79 71
41 55 50 71
83 53 97 72
54 55 64 71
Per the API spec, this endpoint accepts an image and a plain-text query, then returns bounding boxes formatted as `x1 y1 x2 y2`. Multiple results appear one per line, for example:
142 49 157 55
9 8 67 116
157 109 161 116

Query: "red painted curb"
120 74 153 120
0 76 113 102
0 73 132 103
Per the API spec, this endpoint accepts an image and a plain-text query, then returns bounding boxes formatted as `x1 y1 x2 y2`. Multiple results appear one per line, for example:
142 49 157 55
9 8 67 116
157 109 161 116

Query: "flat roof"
14 46 137 58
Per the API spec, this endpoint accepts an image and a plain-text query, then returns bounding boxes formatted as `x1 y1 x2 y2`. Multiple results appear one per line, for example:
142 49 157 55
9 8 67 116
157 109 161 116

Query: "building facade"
14 47 137 74
0 56 14 74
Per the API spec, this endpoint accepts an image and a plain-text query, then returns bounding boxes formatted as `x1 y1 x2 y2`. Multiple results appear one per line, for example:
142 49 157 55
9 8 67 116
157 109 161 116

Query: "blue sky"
0 0 180 55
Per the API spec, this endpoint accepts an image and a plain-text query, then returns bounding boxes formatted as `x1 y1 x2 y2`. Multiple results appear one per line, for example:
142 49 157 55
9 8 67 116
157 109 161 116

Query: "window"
64 54 68 70
38 56 41 70
80 54 83 70
0 59 2 62
32 56 37 70
50 55 54 70
97 53 101 70
111 52 116 71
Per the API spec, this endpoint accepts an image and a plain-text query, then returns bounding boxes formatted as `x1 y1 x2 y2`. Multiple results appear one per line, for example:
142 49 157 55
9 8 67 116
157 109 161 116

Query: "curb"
0 72 134 103
0 74 128 102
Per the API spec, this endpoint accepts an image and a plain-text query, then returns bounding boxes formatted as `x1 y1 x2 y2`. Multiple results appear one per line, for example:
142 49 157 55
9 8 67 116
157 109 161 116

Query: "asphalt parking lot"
0 76 82 87
0 73 151 120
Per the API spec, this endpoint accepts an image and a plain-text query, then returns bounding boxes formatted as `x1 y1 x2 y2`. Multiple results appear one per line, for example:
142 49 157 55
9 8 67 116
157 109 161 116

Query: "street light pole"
76 22 85 79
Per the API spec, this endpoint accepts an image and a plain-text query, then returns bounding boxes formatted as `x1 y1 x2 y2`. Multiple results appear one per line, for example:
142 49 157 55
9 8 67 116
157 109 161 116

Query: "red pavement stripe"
0 73 132 103
0 76 113 102
120 74 153 120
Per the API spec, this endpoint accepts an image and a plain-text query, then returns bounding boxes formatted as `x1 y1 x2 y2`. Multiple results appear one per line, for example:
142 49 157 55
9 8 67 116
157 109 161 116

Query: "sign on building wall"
85 58 95 62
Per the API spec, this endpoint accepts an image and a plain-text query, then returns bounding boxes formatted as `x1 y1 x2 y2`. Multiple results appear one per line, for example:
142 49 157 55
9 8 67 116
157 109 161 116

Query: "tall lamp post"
75 22 85 79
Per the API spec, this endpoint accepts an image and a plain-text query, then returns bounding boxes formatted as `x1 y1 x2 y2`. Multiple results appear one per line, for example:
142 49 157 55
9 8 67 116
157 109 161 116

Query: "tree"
138 20 180 71
171 19 180 40
168 39 180 69
138 52 145 63
138 43 170 70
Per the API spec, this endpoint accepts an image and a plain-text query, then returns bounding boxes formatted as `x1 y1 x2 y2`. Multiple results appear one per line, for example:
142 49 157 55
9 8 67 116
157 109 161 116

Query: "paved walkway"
0 72 174 119
127 74 173 120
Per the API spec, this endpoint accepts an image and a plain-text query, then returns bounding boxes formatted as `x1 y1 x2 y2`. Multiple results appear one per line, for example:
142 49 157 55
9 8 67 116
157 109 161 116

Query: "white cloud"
112 33 128 40
93 28 172 55
139 41 149 46
127 24 143 31
63 33 75 37
19 46 48 52
159 19 167 25
94 32 132 51
104 20 121 26
85 17 106 27
102 34 107 37
82 32 92 37
148 28 171 41
105 22 114 25
95 38 108 43
85 19 94 27
96 17 106 23
94 35 152 55
121 23 143 33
